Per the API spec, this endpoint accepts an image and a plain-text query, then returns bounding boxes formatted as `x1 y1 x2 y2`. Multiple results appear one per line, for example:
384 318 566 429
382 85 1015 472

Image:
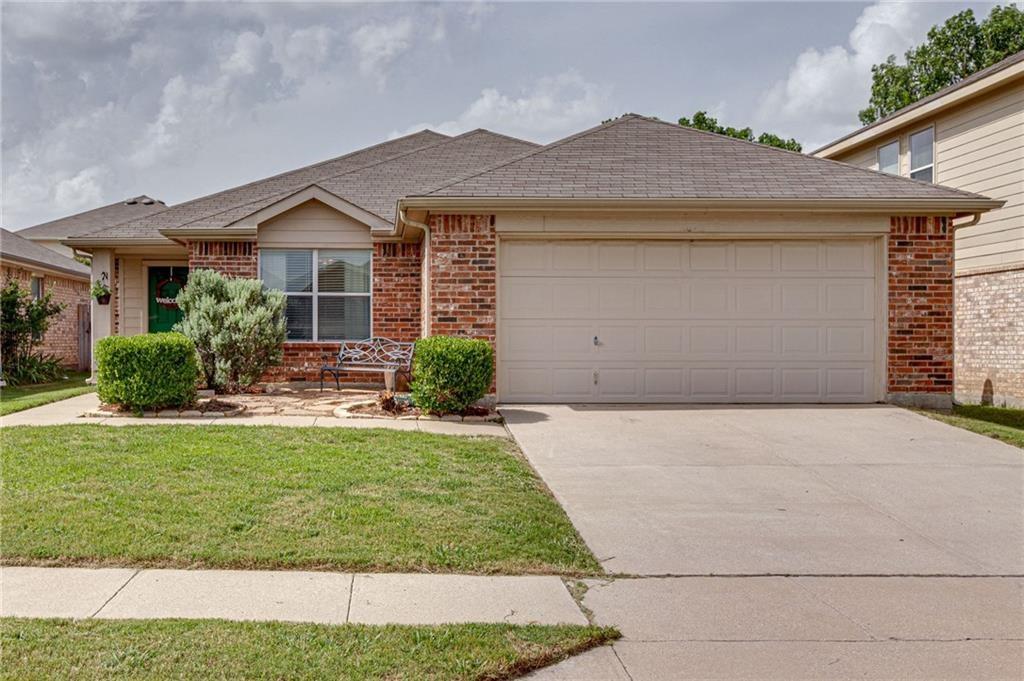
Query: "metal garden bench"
320 337 414 392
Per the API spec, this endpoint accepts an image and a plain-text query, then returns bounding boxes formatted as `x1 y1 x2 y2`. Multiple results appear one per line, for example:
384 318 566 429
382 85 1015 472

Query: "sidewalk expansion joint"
89 568 141 618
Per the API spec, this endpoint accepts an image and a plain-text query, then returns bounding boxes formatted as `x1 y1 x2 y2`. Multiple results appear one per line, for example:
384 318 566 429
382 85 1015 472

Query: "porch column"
89 249 114 381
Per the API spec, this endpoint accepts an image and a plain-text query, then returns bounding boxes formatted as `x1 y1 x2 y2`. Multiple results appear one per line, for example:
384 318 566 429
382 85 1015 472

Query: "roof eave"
398 196 1004 217
813 60 1024 158
63 236 180 249
0 253 90 280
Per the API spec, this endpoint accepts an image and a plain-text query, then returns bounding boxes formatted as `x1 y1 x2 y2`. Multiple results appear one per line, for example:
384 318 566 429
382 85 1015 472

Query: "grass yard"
1 425 600 574
1 618 618 680
917 404 1024 449
0 371 94 416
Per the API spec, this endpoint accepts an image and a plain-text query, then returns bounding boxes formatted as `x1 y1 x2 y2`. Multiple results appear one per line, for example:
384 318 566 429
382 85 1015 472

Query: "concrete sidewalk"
0 567 586 626
0 394 508 437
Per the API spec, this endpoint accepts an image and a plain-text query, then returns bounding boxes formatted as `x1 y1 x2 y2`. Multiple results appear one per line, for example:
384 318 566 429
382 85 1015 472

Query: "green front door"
148 266 189 332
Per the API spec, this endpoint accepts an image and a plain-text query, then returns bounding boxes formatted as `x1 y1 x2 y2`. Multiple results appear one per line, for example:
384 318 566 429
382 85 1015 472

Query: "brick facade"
427 214 496 340
187 238 421 384
1 263 89 368
954 266 1024 408
887 216 955 407
372 242 421 341
187 240 258 278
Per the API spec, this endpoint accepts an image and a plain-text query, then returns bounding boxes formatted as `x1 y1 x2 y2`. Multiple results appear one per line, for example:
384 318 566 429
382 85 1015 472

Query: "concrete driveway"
508 405 1024 680
503 404 1023 576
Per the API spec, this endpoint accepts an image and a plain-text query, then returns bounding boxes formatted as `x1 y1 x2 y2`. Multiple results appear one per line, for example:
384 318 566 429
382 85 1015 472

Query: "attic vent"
125 199 138 205
142 199 154 205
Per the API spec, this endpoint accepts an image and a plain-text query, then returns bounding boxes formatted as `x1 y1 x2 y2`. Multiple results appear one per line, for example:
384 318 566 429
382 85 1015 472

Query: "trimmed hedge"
97 333 199 411
411 336 494 415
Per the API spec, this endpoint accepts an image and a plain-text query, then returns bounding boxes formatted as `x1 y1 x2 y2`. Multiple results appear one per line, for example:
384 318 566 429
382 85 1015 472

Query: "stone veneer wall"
1 263 89 368
954 266 1024 408
887 216 955 408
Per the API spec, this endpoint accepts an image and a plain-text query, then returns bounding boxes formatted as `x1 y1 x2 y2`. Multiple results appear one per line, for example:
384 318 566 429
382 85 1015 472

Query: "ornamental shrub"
96 333 198 410
173 268 286 392
0 280 65 385
411 336 494 415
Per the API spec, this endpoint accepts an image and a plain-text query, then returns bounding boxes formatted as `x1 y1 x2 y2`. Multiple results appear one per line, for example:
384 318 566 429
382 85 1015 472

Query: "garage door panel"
499 239 879 403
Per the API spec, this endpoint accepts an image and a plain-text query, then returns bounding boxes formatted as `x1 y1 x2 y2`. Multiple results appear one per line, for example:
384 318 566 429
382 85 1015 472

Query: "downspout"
399 208 432 338
951 213 982 229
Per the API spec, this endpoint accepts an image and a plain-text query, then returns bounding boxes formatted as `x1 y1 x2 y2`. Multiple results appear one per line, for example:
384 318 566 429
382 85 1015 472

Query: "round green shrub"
411 336 494 415
96 333 199 411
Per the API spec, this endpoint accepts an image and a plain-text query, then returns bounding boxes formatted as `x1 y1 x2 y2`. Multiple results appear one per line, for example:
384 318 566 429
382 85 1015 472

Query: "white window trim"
876 139 900 175
259 248 373 343
908 125 935 182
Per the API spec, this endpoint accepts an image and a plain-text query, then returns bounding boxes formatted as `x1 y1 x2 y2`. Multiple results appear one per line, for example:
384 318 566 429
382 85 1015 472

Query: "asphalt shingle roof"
423 114 992 202
0 228 90 278
82 130 455 241
15 196 165 240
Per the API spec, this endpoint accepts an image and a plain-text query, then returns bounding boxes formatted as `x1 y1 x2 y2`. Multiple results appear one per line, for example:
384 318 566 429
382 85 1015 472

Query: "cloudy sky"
2 1 997 229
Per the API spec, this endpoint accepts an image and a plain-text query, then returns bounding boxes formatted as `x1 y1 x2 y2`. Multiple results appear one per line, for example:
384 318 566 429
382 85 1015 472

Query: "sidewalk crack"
89 569 141 618
344 574 355 623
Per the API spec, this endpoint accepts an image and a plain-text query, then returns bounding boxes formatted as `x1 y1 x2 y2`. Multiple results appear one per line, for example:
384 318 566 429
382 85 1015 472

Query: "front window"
260 249 371 341
29 276 43 300
909 128 934 183
877 141 899 175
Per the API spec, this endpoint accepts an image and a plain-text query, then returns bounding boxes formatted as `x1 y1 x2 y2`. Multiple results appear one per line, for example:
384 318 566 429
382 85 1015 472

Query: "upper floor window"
909 128 934 183
259 248 371 342
877 141 899 175
30 276 43 300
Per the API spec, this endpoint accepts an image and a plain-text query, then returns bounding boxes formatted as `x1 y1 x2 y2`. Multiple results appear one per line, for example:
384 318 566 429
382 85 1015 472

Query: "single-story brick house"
0 228 91 369
65 115 1003 407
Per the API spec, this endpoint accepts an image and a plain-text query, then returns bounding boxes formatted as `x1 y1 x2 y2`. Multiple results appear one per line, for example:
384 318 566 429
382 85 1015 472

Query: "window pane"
30 277 43 300
318 297 370 340
877 142 899 175
910 128 933 172
910 166 933 183
284 296 313 340
260 250 312 293
318 250 370 293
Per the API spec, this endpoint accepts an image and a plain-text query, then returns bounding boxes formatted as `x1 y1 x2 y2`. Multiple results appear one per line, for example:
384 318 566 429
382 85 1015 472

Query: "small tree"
0 280 65 385
174 269 286 392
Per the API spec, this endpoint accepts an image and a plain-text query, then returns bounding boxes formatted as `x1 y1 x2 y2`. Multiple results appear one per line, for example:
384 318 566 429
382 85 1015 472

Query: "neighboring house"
814 50 1023 407
0 228 91 369
64 115 1002 407
14 195 166 258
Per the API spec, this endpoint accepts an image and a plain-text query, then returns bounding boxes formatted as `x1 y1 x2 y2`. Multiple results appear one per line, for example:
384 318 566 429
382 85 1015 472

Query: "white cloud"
54 166 109 212
754 2 942 149
350 18 414 87
393 70 612 143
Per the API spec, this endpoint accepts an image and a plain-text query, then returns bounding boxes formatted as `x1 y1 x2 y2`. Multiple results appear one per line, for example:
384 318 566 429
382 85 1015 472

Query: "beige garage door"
499 239 880 403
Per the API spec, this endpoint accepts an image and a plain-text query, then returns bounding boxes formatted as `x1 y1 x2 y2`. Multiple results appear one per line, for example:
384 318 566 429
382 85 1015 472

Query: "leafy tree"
0 280 65 385
859 5 1024 124
677 111 803 152
173 268 286 392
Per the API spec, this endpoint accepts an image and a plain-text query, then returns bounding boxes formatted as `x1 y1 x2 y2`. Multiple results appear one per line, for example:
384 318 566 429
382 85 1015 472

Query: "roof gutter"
398 196 1004 217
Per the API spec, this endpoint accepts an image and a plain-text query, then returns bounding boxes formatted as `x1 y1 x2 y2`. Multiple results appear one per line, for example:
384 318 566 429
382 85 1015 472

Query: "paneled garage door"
498 239 881 403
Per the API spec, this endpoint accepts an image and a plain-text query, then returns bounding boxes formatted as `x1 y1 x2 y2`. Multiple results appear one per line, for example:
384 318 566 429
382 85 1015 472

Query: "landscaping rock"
180 410 202 418
157 410 178 418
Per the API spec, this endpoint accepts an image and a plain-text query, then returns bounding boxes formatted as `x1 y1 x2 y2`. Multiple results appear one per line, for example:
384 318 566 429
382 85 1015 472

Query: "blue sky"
2 1 996 229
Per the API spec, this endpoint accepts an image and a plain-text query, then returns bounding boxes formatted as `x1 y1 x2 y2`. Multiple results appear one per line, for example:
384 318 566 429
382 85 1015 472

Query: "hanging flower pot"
91 274 111 305
95 293 111 305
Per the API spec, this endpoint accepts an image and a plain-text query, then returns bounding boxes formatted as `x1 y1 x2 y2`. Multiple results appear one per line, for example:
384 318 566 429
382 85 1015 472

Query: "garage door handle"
593 336 600 346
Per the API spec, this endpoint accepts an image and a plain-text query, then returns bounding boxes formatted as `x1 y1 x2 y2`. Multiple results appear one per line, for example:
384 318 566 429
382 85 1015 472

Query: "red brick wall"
187 240 258 277
372 242 421 341
954 266 1024 408
427 214 496 340
1 264 89 368
887 216 954 405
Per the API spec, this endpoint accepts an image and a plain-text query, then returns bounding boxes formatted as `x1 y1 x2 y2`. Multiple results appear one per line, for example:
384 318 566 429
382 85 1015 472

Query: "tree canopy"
677 111 802 152
859 5 1024 124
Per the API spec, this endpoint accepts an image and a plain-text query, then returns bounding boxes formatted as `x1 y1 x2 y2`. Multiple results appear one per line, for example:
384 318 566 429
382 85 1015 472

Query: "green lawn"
1 618 617 681
0 371 94 416
1 425 600 574
917 404 1024 449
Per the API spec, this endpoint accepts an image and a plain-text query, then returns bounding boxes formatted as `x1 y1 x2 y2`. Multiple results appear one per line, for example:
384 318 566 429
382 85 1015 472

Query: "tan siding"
119 257 146 336
257 199 372 249
831 79 1023 273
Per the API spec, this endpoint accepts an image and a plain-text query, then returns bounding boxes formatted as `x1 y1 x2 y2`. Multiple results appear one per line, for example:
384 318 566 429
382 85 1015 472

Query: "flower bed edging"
333 401 503 423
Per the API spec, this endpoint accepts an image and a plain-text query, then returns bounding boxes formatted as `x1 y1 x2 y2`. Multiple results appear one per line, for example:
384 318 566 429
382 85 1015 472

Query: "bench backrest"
338 337 414 368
